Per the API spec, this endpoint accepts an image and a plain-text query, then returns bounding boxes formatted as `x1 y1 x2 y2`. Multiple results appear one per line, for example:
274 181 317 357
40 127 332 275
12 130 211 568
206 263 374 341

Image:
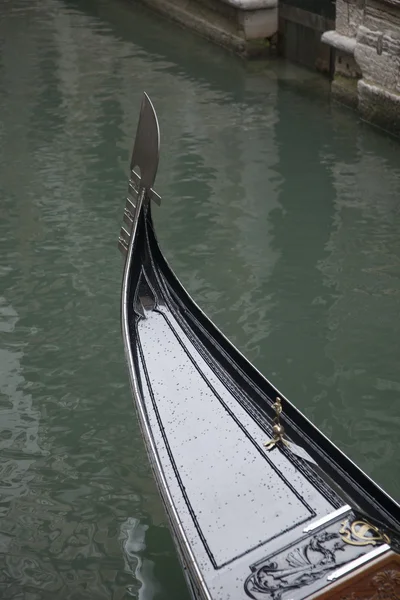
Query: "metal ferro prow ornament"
118 93 161 257
264 397 290 450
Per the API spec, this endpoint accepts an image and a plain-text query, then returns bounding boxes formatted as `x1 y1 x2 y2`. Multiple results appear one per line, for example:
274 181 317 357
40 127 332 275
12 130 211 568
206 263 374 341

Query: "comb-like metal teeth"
125 197 136 215
150 189 161 206
130 170 161 206
128 182 139 199
120 227 130 246
131 170 140 188
123 209 133 228
118 238 128 255
118 165 162 256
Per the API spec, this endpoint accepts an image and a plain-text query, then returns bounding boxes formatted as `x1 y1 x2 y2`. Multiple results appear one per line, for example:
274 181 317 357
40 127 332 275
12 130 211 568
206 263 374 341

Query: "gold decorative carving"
339 518 390 547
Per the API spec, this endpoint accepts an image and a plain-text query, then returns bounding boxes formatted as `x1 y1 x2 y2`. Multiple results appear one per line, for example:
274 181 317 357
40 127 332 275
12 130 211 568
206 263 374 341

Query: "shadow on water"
64 0 248 95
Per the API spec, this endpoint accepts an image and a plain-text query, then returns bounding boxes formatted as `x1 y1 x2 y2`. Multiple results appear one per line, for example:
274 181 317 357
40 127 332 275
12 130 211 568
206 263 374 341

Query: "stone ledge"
135 0 278 56
359 79 400 99
221 0 277 10
321 30 357 54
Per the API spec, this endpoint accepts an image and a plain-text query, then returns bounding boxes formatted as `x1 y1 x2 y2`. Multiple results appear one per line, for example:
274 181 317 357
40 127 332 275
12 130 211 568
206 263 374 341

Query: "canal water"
1 0 400 598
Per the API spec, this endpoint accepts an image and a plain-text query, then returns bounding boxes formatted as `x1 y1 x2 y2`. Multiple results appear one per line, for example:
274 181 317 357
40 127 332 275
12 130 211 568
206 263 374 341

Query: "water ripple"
0 0 399 598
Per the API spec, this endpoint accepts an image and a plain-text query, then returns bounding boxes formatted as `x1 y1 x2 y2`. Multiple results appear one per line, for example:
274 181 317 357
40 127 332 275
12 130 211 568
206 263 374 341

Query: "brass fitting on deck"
264 397 290 450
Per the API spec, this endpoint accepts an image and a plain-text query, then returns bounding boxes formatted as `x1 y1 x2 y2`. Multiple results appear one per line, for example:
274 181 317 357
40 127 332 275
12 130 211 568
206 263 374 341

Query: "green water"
1 0 400 597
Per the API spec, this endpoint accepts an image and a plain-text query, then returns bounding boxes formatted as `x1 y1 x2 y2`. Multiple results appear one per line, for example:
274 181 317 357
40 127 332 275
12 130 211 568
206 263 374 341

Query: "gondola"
118 94 400 600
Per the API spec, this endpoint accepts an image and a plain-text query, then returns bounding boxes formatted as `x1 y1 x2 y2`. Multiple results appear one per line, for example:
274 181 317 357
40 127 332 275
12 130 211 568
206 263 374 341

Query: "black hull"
119 95 400 600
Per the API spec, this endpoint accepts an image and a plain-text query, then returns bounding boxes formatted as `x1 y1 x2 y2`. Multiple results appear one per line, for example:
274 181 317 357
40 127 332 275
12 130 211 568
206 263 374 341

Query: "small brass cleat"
264 397 290 450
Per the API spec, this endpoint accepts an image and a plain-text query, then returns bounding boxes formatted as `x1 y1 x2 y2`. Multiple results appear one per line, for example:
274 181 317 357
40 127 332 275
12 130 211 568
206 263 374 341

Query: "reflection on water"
119 517 159 600
0 299 42 513
0 0 400 597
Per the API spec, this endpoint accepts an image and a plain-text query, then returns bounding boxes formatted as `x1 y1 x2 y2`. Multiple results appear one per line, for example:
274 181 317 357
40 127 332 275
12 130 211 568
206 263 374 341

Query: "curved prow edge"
119 91 162 425
117 96 211 597
118 92 161 258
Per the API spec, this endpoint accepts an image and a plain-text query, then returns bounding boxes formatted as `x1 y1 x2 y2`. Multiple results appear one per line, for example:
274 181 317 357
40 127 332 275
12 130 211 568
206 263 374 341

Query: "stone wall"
134 0 279 57
323 0 400 135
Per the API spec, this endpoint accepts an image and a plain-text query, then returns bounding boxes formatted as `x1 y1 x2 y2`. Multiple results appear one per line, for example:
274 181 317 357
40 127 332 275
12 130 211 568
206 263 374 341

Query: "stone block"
355 25 400 92
364 0 400 37
240 6 277 39
322 30 357 54
348 4 364 36
336 0 351 36
358 79 400 135
323 0 400 133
